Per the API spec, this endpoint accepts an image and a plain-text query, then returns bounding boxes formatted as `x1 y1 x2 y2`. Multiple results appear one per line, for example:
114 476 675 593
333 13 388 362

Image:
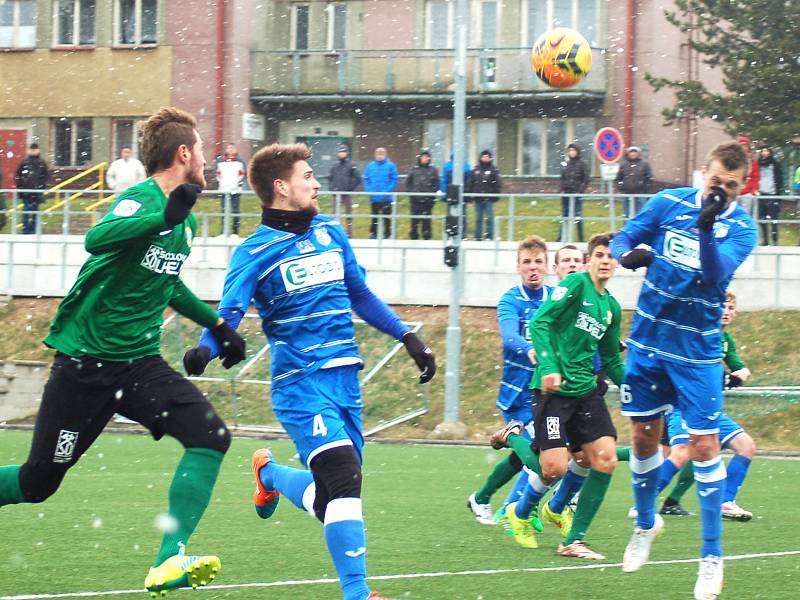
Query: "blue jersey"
201 216 406 389
496 284 551 411
620 187 756 364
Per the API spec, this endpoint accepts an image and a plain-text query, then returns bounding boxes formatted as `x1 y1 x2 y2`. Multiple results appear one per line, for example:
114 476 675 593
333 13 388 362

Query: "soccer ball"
530 27 592 89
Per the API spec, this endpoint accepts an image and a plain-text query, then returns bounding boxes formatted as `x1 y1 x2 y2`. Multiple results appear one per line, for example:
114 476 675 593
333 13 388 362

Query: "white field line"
3 549 799 599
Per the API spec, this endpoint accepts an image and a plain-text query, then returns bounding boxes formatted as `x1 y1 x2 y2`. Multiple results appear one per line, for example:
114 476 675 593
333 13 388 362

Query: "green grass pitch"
0 429 797 599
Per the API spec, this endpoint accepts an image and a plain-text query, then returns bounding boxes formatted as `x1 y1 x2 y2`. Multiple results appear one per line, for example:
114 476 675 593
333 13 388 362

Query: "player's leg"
498 418 540 516
0 354 119 506
662 462 695 514
655 413 691 496
721 421 755 521
546 453 589 516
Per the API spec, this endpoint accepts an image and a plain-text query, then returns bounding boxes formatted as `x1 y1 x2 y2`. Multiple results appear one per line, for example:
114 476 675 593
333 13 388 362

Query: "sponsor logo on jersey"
575 311 608 340
663 230 700 269
140 245 188 275
314 226 332 246
552 285 568 301
295 239 315 254
53 429 79 464
112 199 142 217
675 214 692 221
280 251 344 291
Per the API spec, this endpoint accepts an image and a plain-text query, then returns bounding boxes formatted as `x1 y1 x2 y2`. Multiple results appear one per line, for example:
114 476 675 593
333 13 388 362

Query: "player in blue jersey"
182 143 436 600
611 142 757 600
467 236 552 532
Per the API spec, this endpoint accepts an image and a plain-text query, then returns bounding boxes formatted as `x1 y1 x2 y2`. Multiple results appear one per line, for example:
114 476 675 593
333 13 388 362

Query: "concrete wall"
0 361 47 422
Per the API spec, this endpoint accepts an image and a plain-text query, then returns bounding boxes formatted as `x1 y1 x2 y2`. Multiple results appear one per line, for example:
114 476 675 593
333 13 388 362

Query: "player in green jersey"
492 233 626 560
0 108 247 597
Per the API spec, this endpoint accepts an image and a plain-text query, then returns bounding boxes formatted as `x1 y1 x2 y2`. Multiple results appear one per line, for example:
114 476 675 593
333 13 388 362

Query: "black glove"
724 372 744 389
183 345 211 376
402 331 436 384
210 321 247 369
698 185 728 231
620 248 654 270
164 183 202 226
595 375 609 396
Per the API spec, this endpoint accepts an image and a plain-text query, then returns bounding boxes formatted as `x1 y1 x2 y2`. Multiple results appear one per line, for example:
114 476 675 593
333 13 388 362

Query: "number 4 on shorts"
313 414 328 437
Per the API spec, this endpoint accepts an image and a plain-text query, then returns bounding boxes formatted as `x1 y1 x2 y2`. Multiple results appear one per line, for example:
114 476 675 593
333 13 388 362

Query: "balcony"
250 47 607 102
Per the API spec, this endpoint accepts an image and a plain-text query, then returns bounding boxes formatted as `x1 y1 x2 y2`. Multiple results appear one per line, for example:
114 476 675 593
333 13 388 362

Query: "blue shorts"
621 347 724 435
271 366 363 467
666 409 744 448
500 402 536 441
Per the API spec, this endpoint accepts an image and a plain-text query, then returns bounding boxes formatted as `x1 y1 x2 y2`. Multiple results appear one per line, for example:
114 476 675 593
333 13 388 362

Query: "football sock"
656 458 681 495
324 498 371 600
564 470 612 545
630 450 663 530
667 462 695 503
694 457 726 557
475 454 520 505
502 471 531 512
722 454 751 504
0 465 24 505
154 448 224 566
548 459 589 513
514 472 549 519
505 433 542 477
261 460 315 512
616 447 631 461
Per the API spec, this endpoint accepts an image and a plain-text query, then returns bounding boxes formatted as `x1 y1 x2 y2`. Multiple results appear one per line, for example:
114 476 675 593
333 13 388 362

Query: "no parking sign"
594 127 624 164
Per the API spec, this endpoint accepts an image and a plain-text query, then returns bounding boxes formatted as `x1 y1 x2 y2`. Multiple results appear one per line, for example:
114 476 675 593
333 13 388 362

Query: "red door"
1 129 28 199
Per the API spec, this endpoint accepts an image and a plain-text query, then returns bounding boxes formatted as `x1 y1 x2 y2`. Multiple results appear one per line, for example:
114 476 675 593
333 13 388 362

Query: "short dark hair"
120 145 132 151
138 107 197 176
249 143 312 208
554 244 583 264
706 141 750 174
587 232 614 256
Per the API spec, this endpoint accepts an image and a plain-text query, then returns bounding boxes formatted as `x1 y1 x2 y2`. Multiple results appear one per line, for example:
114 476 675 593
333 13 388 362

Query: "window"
0 0 37 48
116 0 157 45
54 0 95 46
113 118 141 158
524 0 598 46
477 0 497 48
326 3 346 51
54 118 93 167
519 118 595 176
426 0 453 49
291 4 309 50
423 119 498 167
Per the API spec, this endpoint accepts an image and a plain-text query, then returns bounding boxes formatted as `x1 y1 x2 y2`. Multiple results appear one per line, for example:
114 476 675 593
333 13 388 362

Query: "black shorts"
532 387 617 452
26 353 227 470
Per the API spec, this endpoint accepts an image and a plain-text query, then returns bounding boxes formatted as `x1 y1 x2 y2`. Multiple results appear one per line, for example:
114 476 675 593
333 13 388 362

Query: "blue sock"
261 460 315 512
723 454 751 503
324 498 371 600
656 458 681 495
548 460 588 513
501 470 530 511
694 457 726 557
630 450 663 530
514 473 550 519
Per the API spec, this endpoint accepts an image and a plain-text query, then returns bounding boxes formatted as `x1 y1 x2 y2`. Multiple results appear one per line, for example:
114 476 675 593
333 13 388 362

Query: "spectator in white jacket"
106 146 146 196
216 143 247 235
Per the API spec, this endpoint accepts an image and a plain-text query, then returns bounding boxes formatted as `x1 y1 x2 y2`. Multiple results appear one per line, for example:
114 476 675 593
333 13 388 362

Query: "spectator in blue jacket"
441 154 472 238
363 147 399 239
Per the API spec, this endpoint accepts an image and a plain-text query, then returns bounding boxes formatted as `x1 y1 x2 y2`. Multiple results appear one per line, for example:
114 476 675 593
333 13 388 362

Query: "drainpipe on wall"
624 0 636 147
215 0 226 157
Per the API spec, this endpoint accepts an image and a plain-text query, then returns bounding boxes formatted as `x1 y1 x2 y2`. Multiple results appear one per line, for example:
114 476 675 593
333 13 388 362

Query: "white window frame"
291 3 311 51
0 0 37 48
325 2 346 51
471 0 500 49
516 118 595 176
522 0 598 46
113 0 157 46
425 0 454 50
423 119 498 166
53 0 95 47
53 117 93 167
112 117 143 158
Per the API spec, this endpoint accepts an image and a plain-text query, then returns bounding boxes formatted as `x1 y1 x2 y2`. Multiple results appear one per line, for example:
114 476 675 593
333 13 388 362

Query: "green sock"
564 470 612 545
475 454 520 504
0 465 25 505
667 462 695 503
154 448 225 566
616 447 630 462
506 434 542 477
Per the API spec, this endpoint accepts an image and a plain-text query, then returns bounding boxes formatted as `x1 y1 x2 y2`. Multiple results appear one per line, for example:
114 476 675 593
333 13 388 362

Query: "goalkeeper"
0 108 246 596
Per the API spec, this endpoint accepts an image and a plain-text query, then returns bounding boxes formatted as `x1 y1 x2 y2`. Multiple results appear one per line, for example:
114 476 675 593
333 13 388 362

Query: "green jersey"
529 271 624 397
45 178 218 361
722 329 745 372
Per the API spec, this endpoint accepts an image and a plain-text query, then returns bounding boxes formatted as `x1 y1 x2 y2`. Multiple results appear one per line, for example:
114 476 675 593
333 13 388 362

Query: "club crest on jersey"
713 222 729 238
663 230 700 269
314 226 332 246
280 250 344 291
552 286 568 301
295 239 315 254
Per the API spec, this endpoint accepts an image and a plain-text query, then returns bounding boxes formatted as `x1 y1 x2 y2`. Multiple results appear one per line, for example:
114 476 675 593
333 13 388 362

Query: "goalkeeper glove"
211 321 247 369
403 331 436 384
183 346 211 376
698 185 727 231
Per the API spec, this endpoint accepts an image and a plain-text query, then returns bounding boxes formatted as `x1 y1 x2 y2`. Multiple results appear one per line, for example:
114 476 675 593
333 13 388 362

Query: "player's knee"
689 435 719 461
631 421 661 454
19 461 67 503
591 454 617 474
310 445 363 520
734 434 756 458
540 458 567 481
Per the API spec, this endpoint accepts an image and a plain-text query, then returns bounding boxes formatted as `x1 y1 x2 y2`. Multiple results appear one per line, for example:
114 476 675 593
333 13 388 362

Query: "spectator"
328 143 361 237
406 149 439 240
470 149 501 240
216 143 247 235
615 145 653 218
737 136 759 204
106 145 146 196
363 147 398 239
757 146 784 245
559 143 589 242
14 143 49 235
441 154 472 238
